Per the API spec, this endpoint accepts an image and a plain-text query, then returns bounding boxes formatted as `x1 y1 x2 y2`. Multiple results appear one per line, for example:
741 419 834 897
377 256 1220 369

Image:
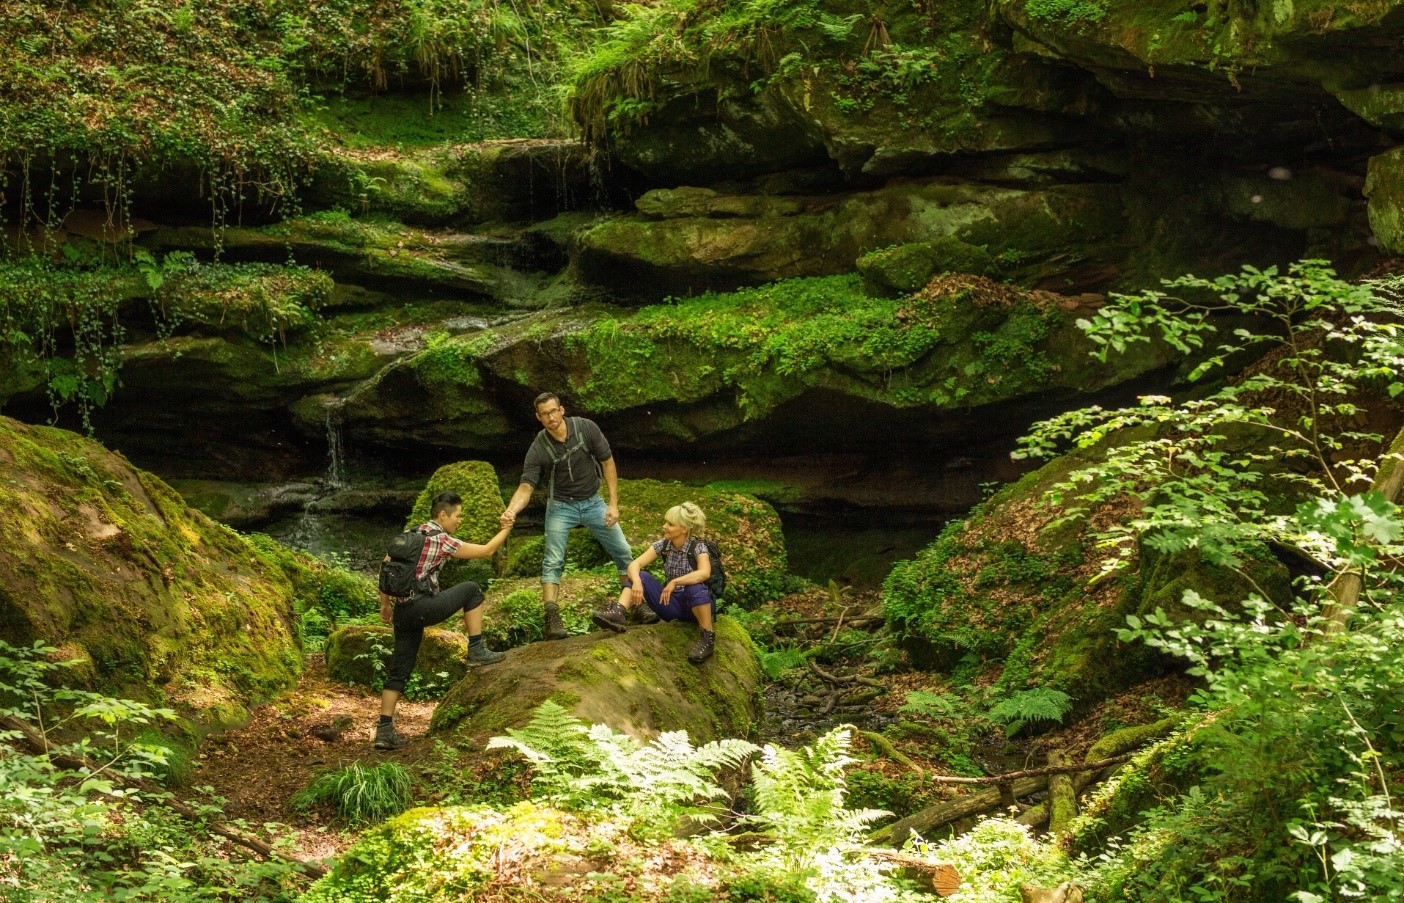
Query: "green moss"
408 461 503 538
0 257 330 418
1025 0 1109 28
0 416 303 726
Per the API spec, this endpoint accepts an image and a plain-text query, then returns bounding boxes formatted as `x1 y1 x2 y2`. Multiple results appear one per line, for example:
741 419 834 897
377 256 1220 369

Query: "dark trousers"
386 581 484 693
625 572 714 624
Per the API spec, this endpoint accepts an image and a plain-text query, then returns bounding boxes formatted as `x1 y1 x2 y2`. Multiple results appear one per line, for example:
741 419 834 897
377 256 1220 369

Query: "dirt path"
191 654 441 861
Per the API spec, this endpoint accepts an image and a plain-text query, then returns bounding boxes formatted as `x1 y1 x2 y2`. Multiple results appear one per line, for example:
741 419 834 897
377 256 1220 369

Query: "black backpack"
534 416 602 504
683 537 727 601
378 526 437 600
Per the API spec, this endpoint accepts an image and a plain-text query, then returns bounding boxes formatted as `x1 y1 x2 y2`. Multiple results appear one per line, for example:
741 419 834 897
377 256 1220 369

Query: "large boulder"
0 416 304 727
1366 145 1404 254
430 614 763 744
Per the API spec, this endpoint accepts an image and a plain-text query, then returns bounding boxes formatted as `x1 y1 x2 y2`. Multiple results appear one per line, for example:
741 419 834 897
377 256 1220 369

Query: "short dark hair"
430 491 463 519
533 392 560 411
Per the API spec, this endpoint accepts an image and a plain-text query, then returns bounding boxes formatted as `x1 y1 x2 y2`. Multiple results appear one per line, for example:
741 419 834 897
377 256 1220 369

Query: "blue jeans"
542 495 633 585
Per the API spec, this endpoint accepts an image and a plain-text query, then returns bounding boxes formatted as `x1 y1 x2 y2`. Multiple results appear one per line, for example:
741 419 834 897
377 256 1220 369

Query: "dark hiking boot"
687 630 715 665
374 722 408 751
543 604 568 640
467 643 505 665
629 604 660 625
592 601 628 634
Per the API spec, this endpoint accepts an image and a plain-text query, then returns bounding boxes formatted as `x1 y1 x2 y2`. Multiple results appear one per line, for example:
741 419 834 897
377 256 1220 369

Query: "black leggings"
385 581 484 693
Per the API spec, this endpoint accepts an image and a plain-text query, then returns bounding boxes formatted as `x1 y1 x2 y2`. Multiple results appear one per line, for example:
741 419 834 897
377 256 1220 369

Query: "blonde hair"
665 501 706 536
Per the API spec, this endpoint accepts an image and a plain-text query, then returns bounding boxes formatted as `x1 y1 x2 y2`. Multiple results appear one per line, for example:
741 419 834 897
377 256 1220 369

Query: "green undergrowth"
293 762 415 827
0 254 332 423
0 0 611 241
564 0 1001 143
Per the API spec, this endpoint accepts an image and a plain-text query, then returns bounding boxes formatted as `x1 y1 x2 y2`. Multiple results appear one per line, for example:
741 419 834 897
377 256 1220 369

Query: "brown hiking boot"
373 722 408 750
629 604 660 625
592 601 628 634
543 604 568 640
687 630 715 664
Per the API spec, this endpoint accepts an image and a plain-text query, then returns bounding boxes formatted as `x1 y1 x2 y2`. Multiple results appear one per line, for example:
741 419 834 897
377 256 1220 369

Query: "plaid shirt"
413 522 464 596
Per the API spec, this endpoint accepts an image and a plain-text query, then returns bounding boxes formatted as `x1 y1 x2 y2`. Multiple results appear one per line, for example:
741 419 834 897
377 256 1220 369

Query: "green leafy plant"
998 261 1404 900
0 640 303 900
292 761 414 826
487 700 755 837
985 688 1073 736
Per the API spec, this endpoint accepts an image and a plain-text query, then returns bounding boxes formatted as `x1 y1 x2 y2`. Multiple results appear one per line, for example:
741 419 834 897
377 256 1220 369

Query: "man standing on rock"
500 392 635 640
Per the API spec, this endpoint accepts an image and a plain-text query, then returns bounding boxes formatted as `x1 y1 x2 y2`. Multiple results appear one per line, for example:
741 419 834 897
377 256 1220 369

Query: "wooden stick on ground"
3 714 328 880
919 753 1136 784
871 776 1050 846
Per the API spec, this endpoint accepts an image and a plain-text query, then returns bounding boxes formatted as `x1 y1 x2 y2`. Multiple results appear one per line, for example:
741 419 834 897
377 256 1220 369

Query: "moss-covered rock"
326 624 469 696
406 461 504 537
0 416 304 727
1366 146 1404 255
430 614 762 744
880 435 1292 711
574 180 1132 300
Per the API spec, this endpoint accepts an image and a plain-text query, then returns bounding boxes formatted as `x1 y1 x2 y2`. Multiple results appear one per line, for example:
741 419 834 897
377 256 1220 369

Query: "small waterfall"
325 396 349 491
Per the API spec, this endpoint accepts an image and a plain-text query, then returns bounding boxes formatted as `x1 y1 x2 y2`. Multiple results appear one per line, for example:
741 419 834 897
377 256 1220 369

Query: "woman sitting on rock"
592 501 716 664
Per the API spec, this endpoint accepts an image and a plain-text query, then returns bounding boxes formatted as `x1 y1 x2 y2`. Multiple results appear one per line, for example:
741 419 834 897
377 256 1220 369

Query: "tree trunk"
1323 422 1404 633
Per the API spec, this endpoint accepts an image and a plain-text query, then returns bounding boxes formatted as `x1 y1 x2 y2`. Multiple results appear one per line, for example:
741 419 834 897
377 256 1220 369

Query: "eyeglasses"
537 407 563 418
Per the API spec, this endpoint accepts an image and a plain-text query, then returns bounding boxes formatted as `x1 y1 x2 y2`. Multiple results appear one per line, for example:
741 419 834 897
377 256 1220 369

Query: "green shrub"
293 761 415 827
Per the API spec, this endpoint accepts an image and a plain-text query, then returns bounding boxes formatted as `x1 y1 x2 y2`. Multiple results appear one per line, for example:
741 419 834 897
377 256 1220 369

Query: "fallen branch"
860 730 921 773
2 714 328 880
806 660 848 684
871 776 1049 846
777 615 885 628
921 753 1135 784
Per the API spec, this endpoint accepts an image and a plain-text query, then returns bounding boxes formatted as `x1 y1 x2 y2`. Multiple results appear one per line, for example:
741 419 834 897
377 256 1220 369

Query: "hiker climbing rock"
500 392 634 641
374 491 512 750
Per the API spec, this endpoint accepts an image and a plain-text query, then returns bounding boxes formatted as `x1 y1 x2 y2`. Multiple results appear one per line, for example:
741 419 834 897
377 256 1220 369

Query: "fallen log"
1046 750 1077 833
920 753 1135 784
866 850 962 897
2 714 328 880
860 730 922 773
871 776 1049 846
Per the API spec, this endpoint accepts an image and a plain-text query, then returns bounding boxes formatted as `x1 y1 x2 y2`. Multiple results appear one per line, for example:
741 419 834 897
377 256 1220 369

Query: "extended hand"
500 509 516 527
660 580 676 603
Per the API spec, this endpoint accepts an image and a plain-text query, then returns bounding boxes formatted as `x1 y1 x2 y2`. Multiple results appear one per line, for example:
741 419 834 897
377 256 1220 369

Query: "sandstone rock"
0 416 304 728
430 614 762 744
